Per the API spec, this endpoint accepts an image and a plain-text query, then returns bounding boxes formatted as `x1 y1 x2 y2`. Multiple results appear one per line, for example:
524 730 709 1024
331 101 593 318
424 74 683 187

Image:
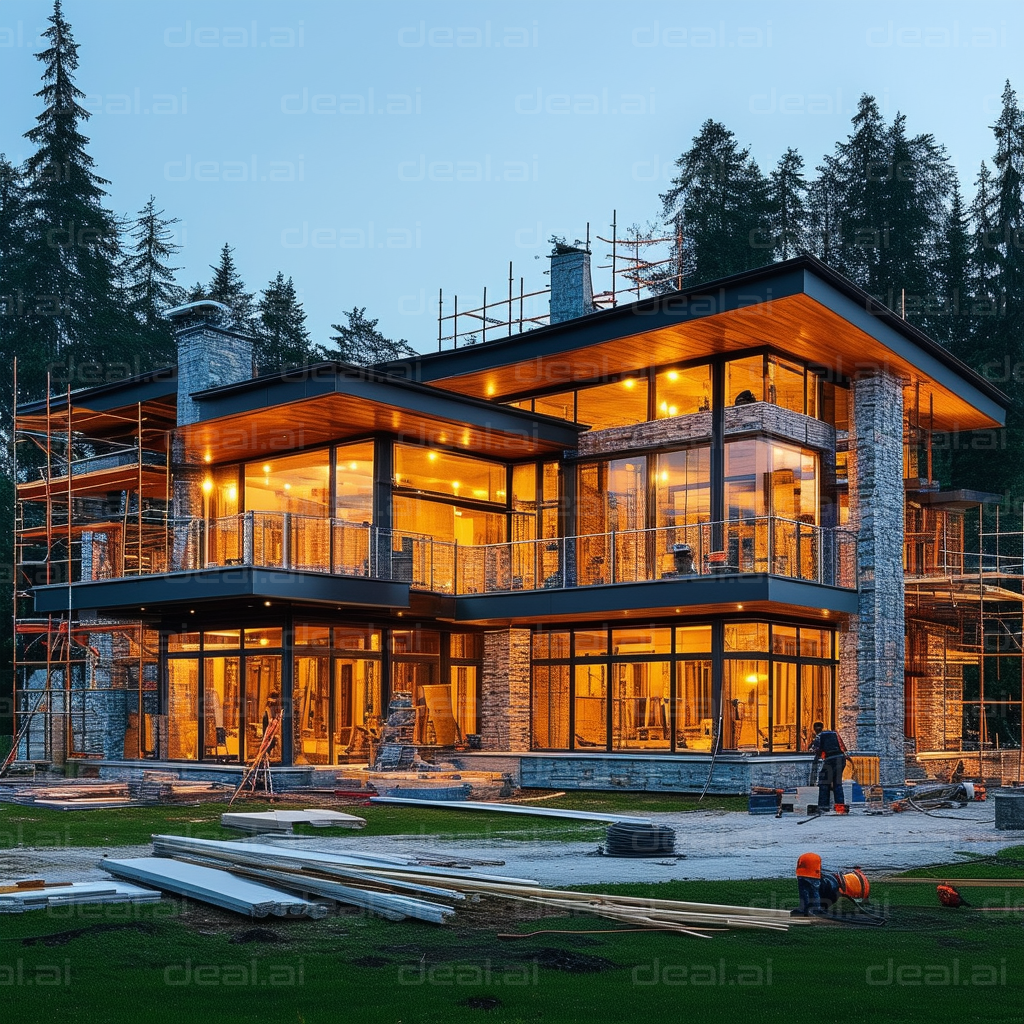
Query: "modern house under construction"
10 252 1022 790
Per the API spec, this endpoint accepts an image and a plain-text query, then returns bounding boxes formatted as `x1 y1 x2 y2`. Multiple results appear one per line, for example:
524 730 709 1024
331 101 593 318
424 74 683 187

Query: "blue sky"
1 0 1022 353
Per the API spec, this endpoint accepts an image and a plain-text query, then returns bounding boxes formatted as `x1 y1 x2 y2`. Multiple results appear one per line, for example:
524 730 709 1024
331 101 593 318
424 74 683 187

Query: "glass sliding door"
293 655 331 765
167 659 199 760
611 661 671 750
244 655 283 763
574 663 607 748
202 657 241 761
333 658 381 761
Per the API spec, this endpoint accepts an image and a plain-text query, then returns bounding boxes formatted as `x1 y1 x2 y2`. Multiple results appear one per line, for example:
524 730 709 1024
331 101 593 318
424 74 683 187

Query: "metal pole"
454 294 458 350
508 261 513 337
611 210 617 306
482 286 487 344
437 288 443 352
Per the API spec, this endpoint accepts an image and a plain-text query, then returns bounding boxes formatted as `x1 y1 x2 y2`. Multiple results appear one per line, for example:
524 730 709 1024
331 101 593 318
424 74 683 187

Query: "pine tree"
807 154 844 266
18 0 132 382
932 182 973 356
658 119 774 287
769 148 808 259
123 196 183 363
328 307 415 365
200 243 256 331
255 272 316 372
832 94 889 285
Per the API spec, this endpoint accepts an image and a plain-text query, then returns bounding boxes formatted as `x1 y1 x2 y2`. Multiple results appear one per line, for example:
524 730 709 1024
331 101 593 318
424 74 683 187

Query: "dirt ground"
0 801 1009 886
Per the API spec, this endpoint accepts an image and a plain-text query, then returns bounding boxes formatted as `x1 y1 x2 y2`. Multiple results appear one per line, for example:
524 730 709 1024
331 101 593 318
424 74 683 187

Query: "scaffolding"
904 499 1024 784
10 361 170 769
435 212 682 351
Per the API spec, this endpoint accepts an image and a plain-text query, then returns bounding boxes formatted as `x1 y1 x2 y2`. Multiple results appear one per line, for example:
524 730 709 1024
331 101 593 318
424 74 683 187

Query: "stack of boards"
96 835 813 936
0 879 161 913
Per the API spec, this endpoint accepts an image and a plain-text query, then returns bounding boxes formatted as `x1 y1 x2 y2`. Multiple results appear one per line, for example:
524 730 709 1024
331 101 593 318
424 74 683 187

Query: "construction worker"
810 720 848 813
793 851 825 916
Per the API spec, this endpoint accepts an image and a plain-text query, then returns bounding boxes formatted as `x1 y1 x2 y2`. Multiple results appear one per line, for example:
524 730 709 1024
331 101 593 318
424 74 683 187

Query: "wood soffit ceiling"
180 393 567 462
430 294 1001 431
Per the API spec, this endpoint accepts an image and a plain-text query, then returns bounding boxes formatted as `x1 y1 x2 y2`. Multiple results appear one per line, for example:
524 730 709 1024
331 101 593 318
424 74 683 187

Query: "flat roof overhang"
16 367 179 436
180 363 583 461
452 574 859 625
392 257 1006 432
31 568 411 616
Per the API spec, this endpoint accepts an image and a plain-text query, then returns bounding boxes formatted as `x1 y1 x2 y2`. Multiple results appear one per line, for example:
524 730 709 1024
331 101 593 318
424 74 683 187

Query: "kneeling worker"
794 851 823 915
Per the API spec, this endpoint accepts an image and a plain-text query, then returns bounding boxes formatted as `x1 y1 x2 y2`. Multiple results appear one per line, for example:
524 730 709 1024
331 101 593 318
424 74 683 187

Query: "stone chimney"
165 300 254 427
549 243 596 324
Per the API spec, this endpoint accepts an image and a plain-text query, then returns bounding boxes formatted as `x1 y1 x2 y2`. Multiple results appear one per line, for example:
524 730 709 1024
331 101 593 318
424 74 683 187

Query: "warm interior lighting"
486 384 496 396
202 477 213 494
667 370 679 381
228 486 237 501
283 482 291 490
745 674 759 685
263 600 271 607
623 378 636 389
259 638 269 647
203 453 212 463
262 463 271 474
452 481 460 491
428 451 437 462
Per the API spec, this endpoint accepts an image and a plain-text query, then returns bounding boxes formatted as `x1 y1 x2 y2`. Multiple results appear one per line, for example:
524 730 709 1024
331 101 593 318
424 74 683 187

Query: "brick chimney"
549 243 596 324
165 300 254 427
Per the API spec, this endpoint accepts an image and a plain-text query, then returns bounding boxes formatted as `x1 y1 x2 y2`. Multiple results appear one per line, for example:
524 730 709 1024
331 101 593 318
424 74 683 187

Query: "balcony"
75 511 857 595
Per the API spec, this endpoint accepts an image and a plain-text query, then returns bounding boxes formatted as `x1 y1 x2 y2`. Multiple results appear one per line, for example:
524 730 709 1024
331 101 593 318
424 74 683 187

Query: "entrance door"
293 655 330 765
244 655 283 763
333 659 382 761
167 659 199 760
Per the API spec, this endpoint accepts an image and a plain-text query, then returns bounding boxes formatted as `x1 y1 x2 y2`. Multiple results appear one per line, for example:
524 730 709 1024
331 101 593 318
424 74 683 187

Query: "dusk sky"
1 0 1021 351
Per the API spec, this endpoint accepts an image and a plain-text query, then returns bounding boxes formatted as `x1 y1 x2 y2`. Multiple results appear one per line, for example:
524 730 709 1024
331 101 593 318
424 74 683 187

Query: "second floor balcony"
79 510 858 596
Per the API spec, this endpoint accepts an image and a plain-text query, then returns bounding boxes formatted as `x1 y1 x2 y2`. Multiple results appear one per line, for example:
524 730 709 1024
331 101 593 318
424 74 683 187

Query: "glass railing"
80 513 858 592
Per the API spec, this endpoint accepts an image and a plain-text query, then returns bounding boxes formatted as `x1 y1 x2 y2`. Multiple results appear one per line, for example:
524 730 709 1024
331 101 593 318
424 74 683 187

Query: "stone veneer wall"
576 402 835 459
480 629 532 751
839 372 906 785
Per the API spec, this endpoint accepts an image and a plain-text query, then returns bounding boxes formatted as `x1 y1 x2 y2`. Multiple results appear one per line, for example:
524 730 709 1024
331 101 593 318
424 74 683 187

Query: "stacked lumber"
102 858 328 919
220 809 367 834
0 782 133 810
134 774 234 805
0 880 161 912
132 835 810 935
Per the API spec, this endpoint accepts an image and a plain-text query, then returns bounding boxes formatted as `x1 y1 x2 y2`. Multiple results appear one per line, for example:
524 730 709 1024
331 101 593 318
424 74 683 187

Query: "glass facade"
531 622 836 753
507 353 832 429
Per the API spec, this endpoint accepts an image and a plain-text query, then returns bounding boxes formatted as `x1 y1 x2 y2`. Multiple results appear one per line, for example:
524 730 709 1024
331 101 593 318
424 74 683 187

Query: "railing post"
610 530 616 585
243 510 253 565
429 537 434 592
453 540 459 594
281 512 291 569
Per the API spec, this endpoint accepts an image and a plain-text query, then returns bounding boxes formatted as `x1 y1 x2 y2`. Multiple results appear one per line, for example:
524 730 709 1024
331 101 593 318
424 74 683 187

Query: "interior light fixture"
263 600 271 607
262 463 271 474
667 370 679 381
202 478 213 494
228 486 237 501
623 378 636 389
745 674 759 685
428 451 437 462
203 453 212 463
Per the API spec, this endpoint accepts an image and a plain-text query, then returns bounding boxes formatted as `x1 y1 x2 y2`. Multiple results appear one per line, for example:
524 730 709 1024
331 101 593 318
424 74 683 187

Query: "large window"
394 445 505 504
531 621 835 753
722 622 835 752
293 625 383 765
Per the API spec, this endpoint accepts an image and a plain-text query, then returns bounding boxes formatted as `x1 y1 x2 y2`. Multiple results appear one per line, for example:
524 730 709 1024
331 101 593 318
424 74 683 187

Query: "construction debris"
0 775 233 809
102 857 328 919
0 880 161 913
602 822 677 858
220 809 367 834
119 834 811 935
368 796 653 824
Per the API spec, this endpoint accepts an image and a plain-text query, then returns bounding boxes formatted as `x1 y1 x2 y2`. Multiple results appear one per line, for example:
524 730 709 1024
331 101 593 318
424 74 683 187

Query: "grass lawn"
0 792 747 849
1 828 1021 1023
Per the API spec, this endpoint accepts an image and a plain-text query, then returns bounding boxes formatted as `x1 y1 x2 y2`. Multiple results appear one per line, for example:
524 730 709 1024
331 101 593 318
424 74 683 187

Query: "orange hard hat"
837 867 870 901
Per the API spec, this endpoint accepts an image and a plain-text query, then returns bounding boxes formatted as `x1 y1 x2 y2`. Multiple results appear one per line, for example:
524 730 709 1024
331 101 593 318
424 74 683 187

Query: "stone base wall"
480 629 531 751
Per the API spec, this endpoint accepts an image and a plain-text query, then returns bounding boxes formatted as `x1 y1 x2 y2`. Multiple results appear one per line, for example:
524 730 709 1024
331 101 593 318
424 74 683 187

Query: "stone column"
480 629 532 751
840 372 906 785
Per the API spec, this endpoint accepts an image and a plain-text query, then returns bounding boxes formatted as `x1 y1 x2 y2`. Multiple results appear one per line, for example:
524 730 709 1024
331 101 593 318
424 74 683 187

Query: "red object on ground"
937 884 970 908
